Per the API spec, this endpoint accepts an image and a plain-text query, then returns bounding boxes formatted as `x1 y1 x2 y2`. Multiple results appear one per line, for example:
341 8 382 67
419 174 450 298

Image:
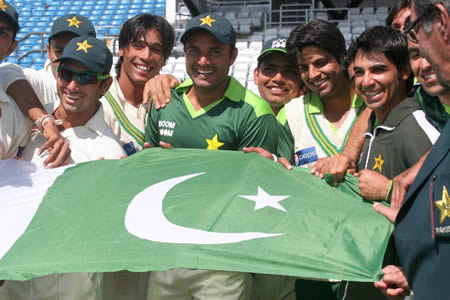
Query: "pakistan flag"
0 149 392 282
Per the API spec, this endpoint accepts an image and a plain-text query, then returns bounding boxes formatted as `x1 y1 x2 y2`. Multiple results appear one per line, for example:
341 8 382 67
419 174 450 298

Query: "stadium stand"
5 0 166 69
4 0 392 92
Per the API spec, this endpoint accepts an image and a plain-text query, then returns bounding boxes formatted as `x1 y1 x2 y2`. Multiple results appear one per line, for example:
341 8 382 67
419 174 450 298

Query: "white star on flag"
240 187 290 212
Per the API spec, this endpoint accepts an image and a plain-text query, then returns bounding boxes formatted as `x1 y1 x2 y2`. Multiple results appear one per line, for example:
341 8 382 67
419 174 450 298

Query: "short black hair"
115 14 175 75
286 20 346 66
348 26 413 92
385 0 411 27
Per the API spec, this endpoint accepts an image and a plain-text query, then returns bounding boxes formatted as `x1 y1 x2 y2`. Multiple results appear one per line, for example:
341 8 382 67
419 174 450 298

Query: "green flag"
0 148 392 281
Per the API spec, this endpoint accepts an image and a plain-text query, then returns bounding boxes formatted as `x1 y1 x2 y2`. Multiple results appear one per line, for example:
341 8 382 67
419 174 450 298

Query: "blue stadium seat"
118 4 129 9
106 4 116 9
96 28 107 35
112 20 123 25
108 27 121 35
97 20 109 26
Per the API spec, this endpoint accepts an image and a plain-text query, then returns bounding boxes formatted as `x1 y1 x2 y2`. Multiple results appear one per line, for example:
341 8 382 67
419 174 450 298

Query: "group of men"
0 0 449 299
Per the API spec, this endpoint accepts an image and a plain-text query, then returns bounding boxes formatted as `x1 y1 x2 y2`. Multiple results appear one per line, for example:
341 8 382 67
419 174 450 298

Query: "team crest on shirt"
435 185 450 238
159 120 176 137
294 146 318 166
372 153 384 172
205 134 224 150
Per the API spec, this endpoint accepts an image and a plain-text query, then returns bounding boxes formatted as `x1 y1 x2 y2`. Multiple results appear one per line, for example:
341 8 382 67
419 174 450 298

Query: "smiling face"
57 60 110 118
254 52 300 114
184 31 237 92
296 45 347 101
353 51 409 120
118 28 165 88
408 40 449 96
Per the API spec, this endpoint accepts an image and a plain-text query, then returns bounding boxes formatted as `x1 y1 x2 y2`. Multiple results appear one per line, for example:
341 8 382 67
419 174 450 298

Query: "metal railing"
13 32 48 65
266 7 351 30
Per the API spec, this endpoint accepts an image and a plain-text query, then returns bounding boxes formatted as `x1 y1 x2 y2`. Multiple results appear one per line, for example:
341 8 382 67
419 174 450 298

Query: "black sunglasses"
403 8 430 43
57 65 110 85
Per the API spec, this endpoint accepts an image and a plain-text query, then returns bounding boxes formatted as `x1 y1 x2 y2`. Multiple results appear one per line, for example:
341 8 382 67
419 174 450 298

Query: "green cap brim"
257 48 287 62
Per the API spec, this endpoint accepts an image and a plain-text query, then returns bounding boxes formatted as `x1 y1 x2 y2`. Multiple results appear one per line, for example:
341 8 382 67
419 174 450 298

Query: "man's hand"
242 147 293 170
40 122 70 168
310 154 355 186
373 202 398 224
142 74 179 110
355 169 390 201
374 265 409 300
143 141 173 149
391 151 428 209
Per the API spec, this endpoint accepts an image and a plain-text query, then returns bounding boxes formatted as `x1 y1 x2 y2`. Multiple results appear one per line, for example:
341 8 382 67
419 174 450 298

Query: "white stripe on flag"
0 160 69 260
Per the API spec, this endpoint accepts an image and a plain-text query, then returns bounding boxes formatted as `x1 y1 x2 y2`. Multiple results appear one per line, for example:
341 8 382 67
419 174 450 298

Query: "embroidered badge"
205 134 224 150
295 146 318 166
435 185 450 238
372 153 384 172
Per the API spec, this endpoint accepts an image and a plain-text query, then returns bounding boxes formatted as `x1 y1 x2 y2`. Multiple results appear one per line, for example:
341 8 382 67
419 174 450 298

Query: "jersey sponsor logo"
294 146 318 166
159 120 176 137
122 142 137 156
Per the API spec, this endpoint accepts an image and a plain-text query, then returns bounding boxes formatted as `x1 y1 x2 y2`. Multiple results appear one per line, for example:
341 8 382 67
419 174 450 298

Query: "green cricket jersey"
276 107 294 164
145 77 279 153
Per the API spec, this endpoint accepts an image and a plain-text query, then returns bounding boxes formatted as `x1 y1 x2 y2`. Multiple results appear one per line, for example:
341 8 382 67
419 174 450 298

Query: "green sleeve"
277 122 295 164
237 113 279 154
144 104 161 148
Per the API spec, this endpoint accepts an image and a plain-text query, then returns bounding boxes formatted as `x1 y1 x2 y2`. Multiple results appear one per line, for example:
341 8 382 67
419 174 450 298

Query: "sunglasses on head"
57 65 110 85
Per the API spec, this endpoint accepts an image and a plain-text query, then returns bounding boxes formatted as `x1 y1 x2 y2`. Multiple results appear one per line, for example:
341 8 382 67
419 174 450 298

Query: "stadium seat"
108 27 121 36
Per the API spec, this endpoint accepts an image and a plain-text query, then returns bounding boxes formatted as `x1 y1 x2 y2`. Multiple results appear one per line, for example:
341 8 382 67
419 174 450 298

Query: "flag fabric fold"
0 148 392 282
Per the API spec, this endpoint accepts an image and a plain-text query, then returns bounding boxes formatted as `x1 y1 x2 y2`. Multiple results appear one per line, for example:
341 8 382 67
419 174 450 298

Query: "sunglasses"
403 8 430 44
57 65 110 85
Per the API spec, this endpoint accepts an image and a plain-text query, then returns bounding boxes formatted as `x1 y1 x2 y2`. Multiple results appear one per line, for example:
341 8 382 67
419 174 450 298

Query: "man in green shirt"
145 13 278 300
253 36 300 164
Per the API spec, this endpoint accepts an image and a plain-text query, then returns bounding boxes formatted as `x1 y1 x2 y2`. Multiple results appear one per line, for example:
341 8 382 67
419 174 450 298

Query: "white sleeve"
0 63 27 91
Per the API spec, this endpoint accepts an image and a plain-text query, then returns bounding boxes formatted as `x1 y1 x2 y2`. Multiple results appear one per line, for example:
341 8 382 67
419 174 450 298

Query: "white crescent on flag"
125 173 283 244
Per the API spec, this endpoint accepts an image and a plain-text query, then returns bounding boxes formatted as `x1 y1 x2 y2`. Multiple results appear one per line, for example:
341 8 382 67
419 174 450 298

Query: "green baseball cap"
0 0 19 33
180 13 236 46
258 36 288 62
49 14 96 41
54 36 112 74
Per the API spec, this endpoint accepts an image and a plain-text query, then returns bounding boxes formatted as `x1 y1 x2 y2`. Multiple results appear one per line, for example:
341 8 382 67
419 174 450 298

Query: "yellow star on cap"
372 153 384 172
200 15 216 27
67 16 82 28
435 186 450 224
206 134 224 150
0 1 8 12
76 40 93 53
